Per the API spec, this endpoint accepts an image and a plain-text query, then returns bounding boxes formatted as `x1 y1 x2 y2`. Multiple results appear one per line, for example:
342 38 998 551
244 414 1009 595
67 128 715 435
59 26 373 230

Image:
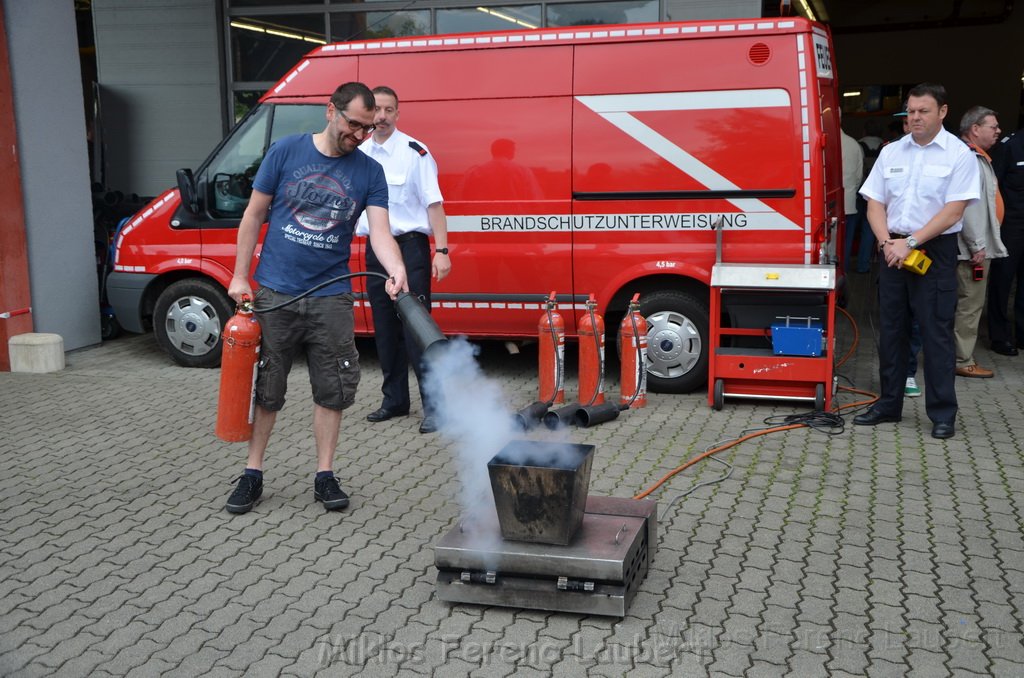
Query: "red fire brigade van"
107 16 843 394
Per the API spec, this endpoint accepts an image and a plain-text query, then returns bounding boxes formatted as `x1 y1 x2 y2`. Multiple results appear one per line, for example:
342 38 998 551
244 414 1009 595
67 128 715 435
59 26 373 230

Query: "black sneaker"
225 474 263 514
314 476 350 510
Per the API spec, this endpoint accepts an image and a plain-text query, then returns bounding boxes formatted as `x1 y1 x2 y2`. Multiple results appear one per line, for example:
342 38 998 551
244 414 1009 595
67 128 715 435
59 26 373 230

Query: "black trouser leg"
913 235 958 424
1013 232 1024 344
366 235 433 414
987 222 1024 345
876 261 913 417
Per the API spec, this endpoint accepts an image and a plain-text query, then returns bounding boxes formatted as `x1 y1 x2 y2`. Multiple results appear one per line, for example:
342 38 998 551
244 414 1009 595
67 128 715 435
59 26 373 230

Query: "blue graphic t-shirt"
252 133 388 296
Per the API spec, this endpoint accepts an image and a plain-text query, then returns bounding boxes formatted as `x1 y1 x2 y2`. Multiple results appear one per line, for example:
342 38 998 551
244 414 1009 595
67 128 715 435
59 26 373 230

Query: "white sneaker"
905 377 922 397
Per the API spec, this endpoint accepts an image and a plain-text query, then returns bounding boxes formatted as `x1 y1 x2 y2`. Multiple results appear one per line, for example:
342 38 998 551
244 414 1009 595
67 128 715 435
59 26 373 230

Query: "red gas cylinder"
577 294 605 406
538 291 565 404
619 293 648 408
215 297 262 442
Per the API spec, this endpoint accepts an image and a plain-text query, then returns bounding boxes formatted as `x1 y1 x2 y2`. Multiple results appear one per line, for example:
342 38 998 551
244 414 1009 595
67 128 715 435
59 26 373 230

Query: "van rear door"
360 46 576 337
570 26 808 294
810 27 843 264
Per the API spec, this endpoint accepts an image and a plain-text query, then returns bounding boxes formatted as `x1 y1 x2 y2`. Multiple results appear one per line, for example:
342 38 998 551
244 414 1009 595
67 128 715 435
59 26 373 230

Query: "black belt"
888 232 955 240
394 231 428 243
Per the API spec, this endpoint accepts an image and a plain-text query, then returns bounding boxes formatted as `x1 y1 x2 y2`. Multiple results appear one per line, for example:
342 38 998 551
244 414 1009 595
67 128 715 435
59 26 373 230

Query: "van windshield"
205 103 324 219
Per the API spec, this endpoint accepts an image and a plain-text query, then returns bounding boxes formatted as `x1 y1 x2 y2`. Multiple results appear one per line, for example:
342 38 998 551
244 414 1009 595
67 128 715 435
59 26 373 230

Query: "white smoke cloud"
423 338 512 542
423 337 595 556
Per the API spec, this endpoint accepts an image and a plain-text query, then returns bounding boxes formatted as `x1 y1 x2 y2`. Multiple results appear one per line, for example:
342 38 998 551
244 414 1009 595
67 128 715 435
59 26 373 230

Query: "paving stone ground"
1 274 1023 677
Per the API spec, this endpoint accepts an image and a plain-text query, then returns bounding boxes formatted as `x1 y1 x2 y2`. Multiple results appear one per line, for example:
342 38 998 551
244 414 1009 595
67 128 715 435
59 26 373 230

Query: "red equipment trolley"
708 262 837 411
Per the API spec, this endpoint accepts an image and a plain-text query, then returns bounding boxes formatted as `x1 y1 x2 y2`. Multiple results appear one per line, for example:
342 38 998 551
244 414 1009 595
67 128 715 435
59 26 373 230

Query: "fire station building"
1 0 1022 367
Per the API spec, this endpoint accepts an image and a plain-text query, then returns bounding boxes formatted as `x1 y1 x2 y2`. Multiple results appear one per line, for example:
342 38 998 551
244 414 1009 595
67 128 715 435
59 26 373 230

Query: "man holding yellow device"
854 83 980 440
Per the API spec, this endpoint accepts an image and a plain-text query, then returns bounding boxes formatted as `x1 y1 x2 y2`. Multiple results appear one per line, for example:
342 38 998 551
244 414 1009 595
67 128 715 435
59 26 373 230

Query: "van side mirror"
176 168 199 214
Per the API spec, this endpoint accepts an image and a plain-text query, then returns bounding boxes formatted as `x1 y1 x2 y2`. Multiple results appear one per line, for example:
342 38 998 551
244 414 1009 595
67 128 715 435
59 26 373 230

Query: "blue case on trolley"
771 317 823 357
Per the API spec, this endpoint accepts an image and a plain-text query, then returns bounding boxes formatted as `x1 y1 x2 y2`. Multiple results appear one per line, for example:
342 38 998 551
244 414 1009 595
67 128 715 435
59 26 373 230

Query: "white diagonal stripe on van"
601 110 778 215
575 91 802 231
577 89 789 114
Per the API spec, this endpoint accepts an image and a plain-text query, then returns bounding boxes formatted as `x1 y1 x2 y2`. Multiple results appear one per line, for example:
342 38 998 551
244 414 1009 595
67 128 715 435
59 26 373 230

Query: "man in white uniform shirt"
358 86 451 434
855 83 979 439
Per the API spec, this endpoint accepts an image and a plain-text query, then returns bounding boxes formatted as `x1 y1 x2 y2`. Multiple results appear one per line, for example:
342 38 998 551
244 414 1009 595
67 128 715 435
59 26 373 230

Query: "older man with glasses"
358 85 451 435
953 107 1006 378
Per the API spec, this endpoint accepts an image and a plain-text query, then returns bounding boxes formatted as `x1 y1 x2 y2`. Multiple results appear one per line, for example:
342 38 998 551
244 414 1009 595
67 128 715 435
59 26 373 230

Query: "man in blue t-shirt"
224 82 408 514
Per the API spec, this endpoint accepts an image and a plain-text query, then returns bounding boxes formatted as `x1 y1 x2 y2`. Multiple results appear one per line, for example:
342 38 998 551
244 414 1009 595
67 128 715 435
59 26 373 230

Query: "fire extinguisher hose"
541 303 563 407
581 300 645 412
618 309 644 411
583 303 604 407
252 271 392 313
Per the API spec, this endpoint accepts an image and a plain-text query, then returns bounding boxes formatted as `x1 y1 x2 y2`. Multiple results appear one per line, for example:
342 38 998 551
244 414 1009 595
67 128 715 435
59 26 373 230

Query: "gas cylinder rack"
708 263 836 411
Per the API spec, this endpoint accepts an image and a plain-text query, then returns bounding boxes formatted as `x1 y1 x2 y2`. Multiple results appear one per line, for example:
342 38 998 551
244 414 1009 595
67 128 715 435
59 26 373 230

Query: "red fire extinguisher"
578 294 605 406
619 293 648 408
216 296 262 442
538 291 565 405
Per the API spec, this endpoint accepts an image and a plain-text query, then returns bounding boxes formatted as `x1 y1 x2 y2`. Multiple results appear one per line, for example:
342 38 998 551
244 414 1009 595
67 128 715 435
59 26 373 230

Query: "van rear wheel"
154 279 233 368
637 290 709 394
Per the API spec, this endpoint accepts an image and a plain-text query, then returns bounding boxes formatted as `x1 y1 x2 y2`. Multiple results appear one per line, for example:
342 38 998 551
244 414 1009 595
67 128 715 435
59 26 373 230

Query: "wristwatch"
435 247 449 255
906 235 918 250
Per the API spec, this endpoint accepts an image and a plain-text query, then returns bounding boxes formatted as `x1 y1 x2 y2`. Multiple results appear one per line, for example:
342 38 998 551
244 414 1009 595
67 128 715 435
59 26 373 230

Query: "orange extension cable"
634 304 879 500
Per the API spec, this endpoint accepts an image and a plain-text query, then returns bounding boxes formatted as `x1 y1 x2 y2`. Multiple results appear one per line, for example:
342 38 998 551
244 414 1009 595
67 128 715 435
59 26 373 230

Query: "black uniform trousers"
366 231 434 415
875 233 958 424
986 219 1024 346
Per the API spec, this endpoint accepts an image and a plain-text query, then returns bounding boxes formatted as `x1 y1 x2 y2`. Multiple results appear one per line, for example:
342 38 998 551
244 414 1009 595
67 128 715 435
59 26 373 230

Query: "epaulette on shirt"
409 141 428 157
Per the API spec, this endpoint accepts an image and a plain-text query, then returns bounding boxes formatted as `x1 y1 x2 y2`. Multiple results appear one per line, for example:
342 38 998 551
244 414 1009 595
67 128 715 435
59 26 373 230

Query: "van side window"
205 104 328 220
269 104 325 144
205 105 271 219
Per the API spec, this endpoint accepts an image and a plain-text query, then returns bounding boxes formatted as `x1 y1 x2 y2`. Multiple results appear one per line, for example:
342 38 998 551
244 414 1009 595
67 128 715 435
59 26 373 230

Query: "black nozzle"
514 401 551 431
395 292 448 360
543 402 581 430
575 402 622 428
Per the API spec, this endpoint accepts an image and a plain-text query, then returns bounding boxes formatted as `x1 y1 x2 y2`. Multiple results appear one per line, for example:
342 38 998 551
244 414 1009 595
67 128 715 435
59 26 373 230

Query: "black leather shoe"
314 475 350 510
853 409 901 426
991 341 1019 356
419 416 438 434
366 407 409 423
932 421 955 439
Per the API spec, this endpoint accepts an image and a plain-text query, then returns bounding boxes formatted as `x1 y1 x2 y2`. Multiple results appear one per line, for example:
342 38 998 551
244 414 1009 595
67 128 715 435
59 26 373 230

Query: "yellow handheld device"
902 249 932 275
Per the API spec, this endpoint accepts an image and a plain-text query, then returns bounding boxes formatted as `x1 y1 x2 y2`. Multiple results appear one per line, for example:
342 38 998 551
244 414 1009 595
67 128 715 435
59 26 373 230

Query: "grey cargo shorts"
252 286 360 412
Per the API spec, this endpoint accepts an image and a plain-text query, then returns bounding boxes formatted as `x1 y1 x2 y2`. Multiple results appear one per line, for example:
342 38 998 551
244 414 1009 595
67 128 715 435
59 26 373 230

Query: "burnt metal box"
487 441 595 545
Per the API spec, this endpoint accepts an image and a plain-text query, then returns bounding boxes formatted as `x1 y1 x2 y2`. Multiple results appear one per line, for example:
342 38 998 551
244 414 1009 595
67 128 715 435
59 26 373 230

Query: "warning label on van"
450 212 802 232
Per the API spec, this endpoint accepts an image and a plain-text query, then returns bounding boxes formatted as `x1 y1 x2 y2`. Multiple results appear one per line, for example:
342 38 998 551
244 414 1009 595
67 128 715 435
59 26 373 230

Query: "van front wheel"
638 290 709 393
154 279 233 368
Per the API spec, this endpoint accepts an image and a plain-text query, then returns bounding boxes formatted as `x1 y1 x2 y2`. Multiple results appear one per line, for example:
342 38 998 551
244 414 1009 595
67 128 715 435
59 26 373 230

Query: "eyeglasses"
979 124 1001 131
335 107 375 135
